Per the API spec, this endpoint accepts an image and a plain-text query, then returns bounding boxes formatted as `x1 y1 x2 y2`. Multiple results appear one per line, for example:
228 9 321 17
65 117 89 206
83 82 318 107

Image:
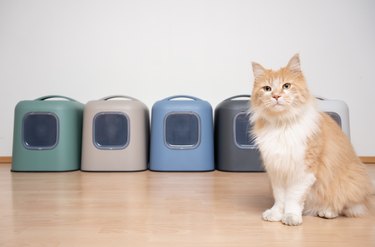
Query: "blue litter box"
149 95 214 171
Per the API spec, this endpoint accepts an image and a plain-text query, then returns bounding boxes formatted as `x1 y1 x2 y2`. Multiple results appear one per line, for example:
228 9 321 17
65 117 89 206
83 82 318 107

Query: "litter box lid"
85 95 148 111
15 95 83 112
215 95 251 112
152 95 212 112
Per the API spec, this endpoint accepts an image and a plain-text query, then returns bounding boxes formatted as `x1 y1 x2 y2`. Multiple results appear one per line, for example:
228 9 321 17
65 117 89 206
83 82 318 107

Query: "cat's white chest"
254 110 320 174
257 124 306 161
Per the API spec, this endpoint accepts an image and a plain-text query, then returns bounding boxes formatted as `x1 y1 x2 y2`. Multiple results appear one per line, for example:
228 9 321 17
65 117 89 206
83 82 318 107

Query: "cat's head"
250 54 314 122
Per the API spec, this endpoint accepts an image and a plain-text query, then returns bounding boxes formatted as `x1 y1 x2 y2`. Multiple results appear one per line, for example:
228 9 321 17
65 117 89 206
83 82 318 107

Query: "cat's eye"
282 83 291 89
263 86 272 92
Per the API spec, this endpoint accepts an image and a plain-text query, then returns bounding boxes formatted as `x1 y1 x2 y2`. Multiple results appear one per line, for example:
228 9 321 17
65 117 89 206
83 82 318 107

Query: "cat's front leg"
282 173 316 226
263 179 285 222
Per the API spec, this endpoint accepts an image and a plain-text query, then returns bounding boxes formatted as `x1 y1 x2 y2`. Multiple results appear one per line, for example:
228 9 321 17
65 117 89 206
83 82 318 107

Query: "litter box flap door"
316 97 350 138
93 112 130 150
164 112 200 149
325 112 341 127
22 112 59 150
233 111 256 149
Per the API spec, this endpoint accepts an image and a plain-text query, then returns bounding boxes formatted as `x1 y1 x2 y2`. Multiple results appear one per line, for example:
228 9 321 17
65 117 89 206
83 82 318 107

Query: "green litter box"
12 95 84 172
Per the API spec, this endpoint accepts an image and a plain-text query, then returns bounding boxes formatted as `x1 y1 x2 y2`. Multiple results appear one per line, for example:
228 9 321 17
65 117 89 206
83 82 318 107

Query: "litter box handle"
35 95 78 102
101 95 139 101
315 96 327 101
164 95 201 101
225 95 251 101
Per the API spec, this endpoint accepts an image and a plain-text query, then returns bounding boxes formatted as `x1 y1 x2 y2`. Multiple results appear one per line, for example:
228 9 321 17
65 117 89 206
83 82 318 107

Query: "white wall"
0 0 374 156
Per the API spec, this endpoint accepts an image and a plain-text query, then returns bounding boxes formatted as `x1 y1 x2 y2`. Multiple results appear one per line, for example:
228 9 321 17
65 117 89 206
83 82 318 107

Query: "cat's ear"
286 53 301 73
252 62 266 79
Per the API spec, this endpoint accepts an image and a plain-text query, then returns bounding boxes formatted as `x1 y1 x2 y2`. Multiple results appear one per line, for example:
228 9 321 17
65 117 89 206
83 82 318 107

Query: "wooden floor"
0 164 374 247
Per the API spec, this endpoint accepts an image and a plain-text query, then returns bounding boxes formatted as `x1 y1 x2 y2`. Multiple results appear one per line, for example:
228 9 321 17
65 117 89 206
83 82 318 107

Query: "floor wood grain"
0 164 374 247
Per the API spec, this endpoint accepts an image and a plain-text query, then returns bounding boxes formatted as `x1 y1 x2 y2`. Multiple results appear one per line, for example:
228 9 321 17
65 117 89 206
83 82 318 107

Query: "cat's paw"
318 209 339 219
262 209 283 222
282 213 303 226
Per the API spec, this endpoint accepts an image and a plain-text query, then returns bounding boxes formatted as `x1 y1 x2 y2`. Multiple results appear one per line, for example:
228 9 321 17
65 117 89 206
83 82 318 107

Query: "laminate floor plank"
1 164 374 247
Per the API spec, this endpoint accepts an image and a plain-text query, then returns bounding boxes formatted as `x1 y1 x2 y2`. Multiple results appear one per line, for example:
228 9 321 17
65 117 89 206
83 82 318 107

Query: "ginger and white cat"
250 54 373 226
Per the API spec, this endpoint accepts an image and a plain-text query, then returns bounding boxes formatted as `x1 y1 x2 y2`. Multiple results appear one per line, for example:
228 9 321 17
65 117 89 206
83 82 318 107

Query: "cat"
249 54 373 226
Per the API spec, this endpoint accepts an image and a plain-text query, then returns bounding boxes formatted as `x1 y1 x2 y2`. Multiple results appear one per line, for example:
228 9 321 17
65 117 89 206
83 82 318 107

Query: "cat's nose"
272 95 281 100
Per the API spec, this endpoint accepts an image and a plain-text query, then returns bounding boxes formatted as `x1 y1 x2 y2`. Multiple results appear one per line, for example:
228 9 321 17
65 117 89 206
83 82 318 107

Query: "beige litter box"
81 96 149 171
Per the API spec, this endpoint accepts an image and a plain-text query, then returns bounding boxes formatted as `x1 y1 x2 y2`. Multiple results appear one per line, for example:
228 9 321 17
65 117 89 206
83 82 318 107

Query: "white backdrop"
0 0 374 156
